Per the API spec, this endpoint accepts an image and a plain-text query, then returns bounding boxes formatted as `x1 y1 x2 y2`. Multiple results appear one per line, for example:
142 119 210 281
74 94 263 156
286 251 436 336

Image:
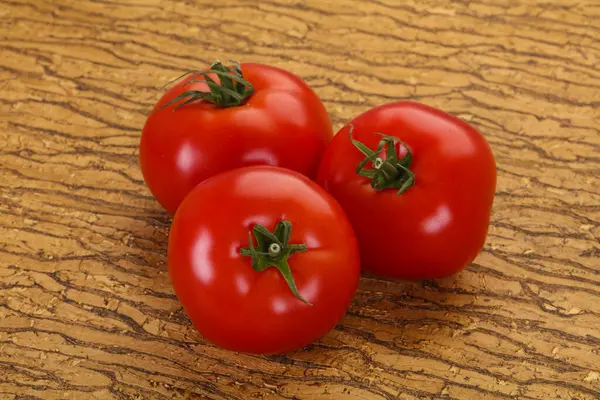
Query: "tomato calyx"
240 220 312 305
349 126 415 195
158 60 254 111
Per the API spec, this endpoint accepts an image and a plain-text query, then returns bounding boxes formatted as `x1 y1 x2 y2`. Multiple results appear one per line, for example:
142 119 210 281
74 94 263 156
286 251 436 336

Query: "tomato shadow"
338 270 477 350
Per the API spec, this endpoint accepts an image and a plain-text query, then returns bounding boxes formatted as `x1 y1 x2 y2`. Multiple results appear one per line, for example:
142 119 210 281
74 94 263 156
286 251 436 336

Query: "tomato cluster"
139 61 496 354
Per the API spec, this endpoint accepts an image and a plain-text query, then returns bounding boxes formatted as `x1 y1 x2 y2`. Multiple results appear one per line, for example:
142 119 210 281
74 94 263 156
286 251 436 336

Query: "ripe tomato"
317 102 496 280
168 166 360 354
140 61 333 214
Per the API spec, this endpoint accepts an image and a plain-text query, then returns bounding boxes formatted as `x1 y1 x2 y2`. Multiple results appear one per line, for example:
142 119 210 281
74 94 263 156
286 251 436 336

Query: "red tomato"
168 166 360 354
317 102 496 280
140 61 332 214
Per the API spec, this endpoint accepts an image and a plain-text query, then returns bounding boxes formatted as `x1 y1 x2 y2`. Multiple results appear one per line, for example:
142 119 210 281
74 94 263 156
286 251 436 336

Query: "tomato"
140 61 333 214
168 166 360 354
317 102 496 280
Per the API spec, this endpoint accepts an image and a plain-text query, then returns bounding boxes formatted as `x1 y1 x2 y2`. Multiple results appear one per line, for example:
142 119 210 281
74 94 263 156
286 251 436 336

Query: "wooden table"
1 0 599 399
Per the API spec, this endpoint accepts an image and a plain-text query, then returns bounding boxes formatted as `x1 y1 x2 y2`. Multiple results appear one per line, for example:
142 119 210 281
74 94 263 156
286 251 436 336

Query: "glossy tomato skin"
317 102 496 280
140 63 333 214
168 166 360 354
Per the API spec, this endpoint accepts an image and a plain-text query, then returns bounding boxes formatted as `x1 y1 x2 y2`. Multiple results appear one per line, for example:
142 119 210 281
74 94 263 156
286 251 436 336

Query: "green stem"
240 220 311 305
349 125 416 195
374 157 400 180
156 60 254 111
268 243 282 258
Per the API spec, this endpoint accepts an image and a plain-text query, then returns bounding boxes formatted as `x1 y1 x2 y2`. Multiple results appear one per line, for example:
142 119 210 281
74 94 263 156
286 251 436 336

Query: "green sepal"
155 60 254 112
348 125 416 195
240 220 311 305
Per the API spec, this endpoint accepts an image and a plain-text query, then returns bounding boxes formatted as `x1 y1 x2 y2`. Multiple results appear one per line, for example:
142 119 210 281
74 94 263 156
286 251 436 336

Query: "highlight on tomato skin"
167 165 361 355
316 101 497 280
139 60 333 215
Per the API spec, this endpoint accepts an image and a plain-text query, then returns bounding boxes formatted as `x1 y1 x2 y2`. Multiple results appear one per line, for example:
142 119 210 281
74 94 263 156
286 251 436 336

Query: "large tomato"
317 102 496 280
168 166 360 354
140 61 332 214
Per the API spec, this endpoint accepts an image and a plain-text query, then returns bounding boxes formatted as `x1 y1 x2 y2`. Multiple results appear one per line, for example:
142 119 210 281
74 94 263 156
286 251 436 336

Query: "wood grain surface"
1 0 599 399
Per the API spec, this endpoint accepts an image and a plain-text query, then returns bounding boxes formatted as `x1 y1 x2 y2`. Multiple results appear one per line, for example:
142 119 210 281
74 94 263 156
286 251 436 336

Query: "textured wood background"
1 0 599 399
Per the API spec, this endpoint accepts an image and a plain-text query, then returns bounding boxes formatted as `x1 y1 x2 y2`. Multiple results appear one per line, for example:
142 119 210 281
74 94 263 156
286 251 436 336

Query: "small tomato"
168 166 360 354
317 102 496 280
140 61 332 214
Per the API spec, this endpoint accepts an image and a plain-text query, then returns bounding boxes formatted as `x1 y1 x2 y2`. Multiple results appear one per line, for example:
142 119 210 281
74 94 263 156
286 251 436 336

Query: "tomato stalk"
158 60 254 111
240 220 312 305
349 125 415 195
